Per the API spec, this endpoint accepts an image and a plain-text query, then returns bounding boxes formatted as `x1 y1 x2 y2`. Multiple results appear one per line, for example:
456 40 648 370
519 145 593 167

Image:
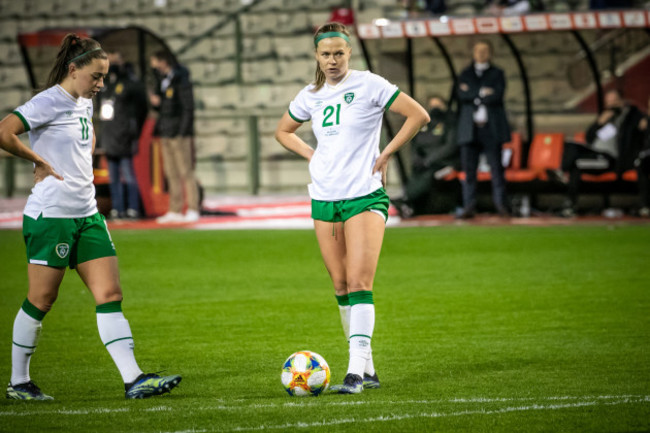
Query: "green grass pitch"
1 225 649 432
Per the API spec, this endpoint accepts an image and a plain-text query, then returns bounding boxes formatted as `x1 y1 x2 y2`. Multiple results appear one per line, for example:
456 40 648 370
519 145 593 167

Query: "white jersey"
14 85 97 218
288 70 399 201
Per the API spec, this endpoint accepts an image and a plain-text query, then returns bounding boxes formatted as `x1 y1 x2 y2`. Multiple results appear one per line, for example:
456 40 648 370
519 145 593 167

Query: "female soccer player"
0 34 181 400
275 23 429 394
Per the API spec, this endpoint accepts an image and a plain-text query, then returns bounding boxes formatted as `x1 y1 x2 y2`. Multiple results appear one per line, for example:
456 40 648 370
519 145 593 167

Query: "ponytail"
45 33 107 89
311 22 351 92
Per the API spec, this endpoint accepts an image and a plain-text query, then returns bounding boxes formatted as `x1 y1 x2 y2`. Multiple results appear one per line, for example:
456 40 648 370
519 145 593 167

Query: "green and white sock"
96 301 143 384
335 294 351 340
347 291 375 378
337 293 375 376
11 299 45 386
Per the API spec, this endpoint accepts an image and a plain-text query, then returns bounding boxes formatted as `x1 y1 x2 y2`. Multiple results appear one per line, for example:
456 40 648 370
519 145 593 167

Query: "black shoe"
362 373 380 389
330 373 363 394
455 208 475 220
124 373 182 399
6 381 53 400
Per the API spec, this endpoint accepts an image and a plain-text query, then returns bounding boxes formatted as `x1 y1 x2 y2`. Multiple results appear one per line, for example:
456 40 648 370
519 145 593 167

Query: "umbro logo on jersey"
55 243 70 259
343 92 354 104
65 110 73 117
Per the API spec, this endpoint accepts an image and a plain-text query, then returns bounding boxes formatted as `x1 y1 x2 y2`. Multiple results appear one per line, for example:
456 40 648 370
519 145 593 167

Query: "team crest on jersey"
55 243 70 259
343 92 354 104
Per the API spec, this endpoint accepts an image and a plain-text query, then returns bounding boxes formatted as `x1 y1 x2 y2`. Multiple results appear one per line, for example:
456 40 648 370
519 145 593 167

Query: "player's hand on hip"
373 155 389 188
34 160 63 183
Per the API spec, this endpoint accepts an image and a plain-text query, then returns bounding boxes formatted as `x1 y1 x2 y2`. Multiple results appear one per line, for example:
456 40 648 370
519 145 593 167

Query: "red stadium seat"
622 170 638 182
581 172 617 182
573 131 586 144
505 133 564 182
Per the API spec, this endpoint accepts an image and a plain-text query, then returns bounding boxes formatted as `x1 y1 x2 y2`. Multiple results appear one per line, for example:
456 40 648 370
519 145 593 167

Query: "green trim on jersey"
288 109 308 123
384 89 401 111
12 111 30 132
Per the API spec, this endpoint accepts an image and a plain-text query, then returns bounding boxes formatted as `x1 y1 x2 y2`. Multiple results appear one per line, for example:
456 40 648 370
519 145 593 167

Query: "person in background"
456 40 511 219
485 0 544 15
392 95 459 218
98 50 148 220
635 95 650 217
0 33 181 401
558 89 643 217
149 50 199 224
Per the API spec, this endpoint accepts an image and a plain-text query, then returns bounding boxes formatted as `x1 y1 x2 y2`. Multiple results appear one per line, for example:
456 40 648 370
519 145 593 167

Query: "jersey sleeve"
13 93 56 132
366 72 400 111
288 88 311 123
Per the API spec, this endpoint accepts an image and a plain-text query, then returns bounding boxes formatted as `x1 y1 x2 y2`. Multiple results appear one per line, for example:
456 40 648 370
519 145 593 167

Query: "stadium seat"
0 65 30 89
505 133 564 182
0 90 26 113
0 0 26 18
0 41 21 65
199 85 239 110
195 134 229 158
242 36 275 60
273 35 313 59
253 0 284 12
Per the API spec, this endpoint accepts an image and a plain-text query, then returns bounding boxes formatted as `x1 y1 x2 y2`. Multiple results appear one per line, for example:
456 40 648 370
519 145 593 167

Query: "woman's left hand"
373 154 390 188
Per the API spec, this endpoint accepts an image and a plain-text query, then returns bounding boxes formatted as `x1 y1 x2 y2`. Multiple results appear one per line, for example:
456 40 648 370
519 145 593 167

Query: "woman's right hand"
34 160 63 184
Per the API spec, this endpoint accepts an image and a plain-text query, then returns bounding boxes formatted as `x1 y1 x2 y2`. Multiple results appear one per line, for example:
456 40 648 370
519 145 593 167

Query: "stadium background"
0 2 649 432
1 0 649 214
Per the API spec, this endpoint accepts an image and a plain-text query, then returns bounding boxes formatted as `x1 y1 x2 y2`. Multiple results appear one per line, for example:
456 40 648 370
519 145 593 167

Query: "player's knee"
94 284 123 305
347 280 372 292
30 292 58 313
332 278 347 294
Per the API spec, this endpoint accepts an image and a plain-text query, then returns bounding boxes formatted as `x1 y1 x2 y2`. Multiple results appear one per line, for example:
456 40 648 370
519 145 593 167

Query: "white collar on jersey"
325 70 353 89
55 84 79 103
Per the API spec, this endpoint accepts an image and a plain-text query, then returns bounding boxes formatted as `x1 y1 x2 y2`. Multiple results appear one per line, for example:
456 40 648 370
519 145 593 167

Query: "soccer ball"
281 350 331 396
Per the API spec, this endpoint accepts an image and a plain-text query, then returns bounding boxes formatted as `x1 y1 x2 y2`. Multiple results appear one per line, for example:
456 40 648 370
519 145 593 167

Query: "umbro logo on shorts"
55 243 70 259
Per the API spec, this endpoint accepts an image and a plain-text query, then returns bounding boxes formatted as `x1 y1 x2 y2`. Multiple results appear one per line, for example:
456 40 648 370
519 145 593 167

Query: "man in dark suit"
456 40 511 219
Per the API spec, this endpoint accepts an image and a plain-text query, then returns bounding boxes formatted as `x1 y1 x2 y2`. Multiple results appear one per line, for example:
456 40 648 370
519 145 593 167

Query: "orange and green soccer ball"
281 351 331 396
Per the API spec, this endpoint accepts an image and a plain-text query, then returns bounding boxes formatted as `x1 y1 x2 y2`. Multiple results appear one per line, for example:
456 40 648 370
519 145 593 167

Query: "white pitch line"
224 396 650 432
1 395 648 419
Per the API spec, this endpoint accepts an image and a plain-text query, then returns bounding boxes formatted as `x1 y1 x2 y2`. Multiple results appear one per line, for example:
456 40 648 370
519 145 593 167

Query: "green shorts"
311 188 390 223
23 212 116 269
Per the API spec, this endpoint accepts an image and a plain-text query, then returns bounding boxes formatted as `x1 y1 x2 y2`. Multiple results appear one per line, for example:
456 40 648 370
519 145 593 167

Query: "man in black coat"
98 50 148 219
150 50 199 224
393 95 460 217
456 40 511 218
637 97 650 217
558 89 643 216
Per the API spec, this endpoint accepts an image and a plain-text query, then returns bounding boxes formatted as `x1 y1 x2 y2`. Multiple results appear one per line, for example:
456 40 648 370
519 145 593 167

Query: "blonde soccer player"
275 22 429 393
0 34 181 400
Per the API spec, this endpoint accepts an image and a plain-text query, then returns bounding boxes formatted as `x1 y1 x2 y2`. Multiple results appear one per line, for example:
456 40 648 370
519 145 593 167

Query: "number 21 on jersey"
322 104 341 127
